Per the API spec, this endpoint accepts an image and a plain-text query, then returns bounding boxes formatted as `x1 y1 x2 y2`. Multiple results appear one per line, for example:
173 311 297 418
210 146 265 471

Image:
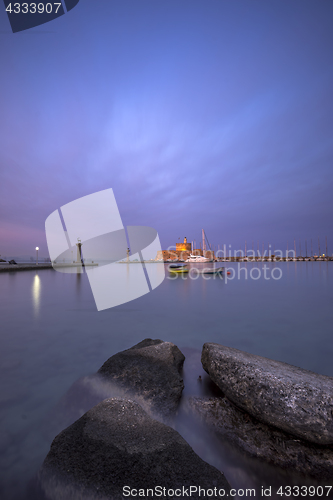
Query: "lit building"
176 237 191 252
156 237 214 261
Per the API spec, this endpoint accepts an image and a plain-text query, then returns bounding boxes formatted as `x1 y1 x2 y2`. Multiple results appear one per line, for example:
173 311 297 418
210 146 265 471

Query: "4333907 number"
277 485 332 497
5 3 62 14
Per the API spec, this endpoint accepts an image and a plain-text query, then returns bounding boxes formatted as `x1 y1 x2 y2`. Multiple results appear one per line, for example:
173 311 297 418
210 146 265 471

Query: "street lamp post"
36 247 39 265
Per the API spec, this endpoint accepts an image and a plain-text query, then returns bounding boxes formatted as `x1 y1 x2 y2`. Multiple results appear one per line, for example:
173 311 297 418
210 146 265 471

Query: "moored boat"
168 264 189 273
192 267 224 275
185 254 211 263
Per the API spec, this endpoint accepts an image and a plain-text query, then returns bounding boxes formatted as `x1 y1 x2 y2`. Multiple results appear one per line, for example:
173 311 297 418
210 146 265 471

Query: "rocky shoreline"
37 340 333 499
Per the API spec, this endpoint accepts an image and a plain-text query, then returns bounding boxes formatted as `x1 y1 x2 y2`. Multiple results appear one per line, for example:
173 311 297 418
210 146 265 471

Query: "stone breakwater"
0 263 53 272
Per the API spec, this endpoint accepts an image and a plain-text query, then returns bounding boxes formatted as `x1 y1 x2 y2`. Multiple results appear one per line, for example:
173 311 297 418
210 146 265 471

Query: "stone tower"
176 237 192 252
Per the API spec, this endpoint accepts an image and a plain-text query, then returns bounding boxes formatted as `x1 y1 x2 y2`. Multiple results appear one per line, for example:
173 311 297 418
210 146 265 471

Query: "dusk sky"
1 0 332 257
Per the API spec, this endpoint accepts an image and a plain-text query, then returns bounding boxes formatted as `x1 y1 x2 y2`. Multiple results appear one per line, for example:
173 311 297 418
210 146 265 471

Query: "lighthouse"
76 238 83 264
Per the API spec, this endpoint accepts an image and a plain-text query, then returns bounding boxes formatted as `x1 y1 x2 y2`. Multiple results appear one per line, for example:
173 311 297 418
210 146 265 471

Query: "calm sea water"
0 262 332 499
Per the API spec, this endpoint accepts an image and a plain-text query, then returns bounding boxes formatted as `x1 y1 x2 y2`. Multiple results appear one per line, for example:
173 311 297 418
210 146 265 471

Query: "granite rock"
39 398 231 500
98 339 185 416
188 396 333 479
202 343 333 445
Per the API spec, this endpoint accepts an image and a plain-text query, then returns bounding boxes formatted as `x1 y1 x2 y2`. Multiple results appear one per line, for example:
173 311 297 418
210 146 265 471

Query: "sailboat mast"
202 229 206 255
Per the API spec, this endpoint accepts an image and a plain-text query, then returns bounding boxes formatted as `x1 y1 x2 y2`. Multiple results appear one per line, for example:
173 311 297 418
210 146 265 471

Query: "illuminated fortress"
156 236 214 261
175 237 191 252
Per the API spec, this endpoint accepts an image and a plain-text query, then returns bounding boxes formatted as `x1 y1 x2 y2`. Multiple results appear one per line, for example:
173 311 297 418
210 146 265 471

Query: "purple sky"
1 0 332 257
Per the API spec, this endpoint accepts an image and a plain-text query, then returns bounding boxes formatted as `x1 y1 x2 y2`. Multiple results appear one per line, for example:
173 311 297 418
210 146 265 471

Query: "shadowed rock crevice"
188 396 333 480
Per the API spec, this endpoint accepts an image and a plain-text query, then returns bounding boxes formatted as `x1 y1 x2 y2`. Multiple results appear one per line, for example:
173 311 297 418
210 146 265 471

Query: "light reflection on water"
32 274 41 317
0 263 332 499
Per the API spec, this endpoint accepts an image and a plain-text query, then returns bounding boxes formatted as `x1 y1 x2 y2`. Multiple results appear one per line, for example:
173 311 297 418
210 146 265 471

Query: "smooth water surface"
0 262 332 499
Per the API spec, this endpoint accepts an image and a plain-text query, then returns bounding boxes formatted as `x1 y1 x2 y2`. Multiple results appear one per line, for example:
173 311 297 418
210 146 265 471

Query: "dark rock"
39 398 231 500
8 259 17 265
202 343 333 445
98 339 185 417
188 396 333 480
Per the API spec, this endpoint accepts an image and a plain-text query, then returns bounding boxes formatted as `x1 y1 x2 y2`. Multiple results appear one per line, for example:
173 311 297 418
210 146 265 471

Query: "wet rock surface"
98 338 185 416
39 398 231 500
188 396 333 480
202 343 333 445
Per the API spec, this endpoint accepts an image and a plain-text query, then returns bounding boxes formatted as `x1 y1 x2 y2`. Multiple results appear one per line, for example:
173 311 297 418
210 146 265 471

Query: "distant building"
156 236 214 261
176 237 191 253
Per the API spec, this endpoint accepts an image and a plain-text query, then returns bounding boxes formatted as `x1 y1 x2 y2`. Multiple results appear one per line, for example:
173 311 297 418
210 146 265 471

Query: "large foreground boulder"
98 339 185 416
202 343 333 445
188 396 333 479
39 398 231 500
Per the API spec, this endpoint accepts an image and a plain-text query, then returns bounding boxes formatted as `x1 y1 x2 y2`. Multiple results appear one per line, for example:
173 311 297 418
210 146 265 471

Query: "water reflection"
75 271 82 297
32 274 41 317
